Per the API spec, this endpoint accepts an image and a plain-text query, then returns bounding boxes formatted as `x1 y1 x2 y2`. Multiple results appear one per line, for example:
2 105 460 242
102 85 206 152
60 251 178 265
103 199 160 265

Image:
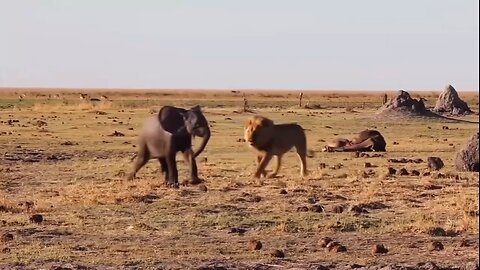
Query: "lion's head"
244 115 275 149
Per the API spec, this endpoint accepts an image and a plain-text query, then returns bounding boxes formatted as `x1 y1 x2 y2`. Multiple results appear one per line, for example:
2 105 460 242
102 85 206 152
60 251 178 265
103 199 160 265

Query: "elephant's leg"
254 153 274 178
257 155 268 177
268 154 282 178
182 150 201 185
165 152 179 188
158 157 169 184
127 145 150 180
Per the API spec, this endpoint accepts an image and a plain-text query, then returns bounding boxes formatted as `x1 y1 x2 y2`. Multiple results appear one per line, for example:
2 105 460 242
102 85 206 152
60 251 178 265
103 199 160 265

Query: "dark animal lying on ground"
322 129 387 152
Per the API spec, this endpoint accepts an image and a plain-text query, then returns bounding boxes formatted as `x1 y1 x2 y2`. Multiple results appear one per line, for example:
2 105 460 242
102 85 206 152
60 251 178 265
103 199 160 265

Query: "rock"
270 249 285 258
309 205 325 213
349 205 369 214
455 133 479 172
411 170 421 176
332 205 344 214
198 184 208 192
228 228 247 235
372 244 389 254
423 171 431 177
427 157 444 171
397 168 409 176
428 227 447 237
433 84 472 115
387 167 397 175
296 206 309 212
319 237 333 248
364 162 373 168
247 240 262 251
29 214 44 223
279 189 288 195
1 232 14 242
326 242 347 253
429 241 444 251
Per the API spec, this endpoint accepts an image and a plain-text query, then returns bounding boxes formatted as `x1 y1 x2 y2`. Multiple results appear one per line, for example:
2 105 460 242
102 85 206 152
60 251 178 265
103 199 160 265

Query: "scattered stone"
228 228 247 235
372 244 389 254
411 170 421 176
319 163 327 169
364 162 373 168
296 206 309 212
430 241 444 251
279 189 288 195
427 157 444 171
348 205 369 214
455 133 479 172
1 247 11 253
459 239 472 247
423 171 431 177
393 142 399 145
326 242 347 253
1 232 14 242
60 141 78 146
270 249 285 258
29 214 44 223
108 131 125 137
198 184 208 192
387 167 397 175
428 227 446 237
309 204 325 213
332 205 344 214
319 237 333 248
247 240 262 251
397 168 409 176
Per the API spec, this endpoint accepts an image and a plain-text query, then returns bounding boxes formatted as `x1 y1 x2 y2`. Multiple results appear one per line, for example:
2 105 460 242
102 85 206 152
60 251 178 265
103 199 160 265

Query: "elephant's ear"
190 105 202 112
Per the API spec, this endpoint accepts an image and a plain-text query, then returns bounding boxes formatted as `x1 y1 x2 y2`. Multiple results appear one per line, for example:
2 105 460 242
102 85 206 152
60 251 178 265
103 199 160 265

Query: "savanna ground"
0 89 479 270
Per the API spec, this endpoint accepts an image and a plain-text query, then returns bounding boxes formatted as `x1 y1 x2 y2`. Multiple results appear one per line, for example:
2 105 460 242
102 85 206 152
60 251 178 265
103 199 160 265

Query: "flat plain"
0 89 479 270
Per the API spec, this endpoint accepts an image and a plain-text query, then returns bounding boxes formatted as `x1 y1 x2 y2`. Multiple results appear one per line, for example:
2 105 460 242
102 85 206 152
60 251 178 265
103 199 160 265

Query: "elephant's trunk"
193 129 210 158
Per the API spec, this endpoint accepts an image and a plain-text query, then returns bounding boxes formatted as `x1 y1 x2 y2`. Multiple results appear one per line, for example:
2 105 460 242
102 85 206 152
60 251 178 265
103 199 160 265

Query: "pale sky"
1 1 478 91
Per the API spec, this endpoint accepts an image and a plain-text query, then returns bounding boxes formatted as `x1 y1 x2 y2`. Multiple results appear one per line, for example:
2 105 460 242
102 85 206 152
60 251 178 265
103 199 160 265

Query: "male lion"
244 115 307 178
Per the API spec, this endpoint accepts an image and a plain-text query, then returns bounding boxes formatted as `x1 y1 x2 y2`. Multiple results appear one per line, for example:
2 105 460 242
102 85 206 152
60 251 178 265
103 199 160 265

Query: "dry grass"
0 89 478 269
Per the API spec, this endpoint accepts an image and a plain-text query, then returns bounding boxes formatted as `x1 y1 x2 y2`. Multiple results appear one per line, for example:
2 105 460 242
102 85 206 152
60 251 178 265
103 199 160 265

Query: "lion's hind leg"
295 138 308 177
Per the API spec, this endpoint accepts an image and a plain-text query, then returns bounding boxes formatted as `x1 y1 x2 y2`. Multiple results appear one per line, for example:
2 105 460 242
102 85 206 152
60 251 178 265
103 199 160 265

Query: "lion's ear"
261 118 274 127
244 119 252 128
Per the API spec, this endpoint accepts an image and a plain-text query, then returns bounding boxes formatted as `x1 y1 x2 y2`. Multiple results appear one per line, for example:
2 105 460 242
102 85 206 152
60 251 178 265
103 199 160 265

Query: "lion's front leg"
256 155 268 177
254 153 273 178
267 154 282 178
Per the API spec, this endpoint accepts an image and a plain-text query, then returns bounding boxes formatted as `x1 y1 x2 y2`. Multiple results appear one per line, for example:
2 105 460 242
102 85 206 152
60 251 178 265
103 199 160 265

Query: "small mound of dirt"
376 90 439 118
455 133 479 172
433 84 472 116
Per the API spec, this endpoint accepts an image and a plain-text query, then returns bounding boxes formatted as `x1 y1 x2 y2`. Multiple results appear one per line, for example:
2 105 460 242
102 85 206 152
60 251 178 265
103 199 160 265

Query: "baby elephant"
128 105 211 187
